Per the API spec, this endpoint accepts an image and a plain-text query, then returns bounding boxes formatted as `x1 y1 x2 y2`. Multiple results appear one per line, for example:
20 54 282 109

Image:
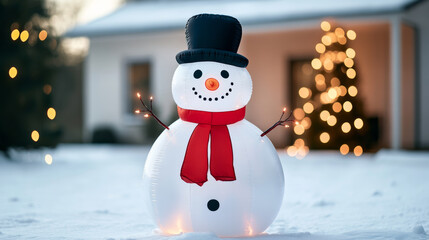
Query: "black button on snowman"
142 14 284 237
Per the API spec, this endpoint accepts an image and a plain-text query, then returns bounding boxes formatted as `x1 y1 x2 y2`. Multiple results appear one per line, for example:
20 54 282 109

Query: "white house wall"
403 0 429 149
84 30 186 143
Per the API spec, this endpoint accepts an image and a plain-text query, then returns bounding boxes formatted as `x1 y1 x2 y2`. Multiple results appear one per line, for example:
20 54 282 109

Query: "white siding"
84 30 186 143
403 0 429 148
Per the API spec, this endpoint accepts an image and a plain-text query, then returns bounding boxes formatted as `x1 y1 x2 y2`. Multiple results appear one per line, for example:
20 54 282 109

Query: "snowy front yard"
0 145 428 240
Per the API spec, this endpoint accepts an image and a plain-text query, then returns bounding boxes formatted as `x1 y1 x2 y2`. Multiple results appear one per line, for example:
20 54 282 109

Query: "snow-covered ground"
0 144 428 240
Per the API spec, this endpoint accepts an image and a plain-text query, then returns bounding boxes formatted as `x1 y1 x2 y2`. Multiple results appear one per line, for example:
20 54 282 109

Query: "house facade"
67 0 429 149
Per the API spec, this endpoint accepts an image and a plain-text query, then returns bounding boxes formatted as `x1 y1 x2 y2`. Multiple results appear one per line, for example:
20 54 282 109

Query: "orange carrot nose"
205 78 219 91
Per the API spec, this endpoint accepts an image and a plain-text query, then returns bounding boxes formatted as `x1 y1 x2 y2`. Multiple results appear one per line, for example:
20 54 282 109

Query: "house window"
128 61 151 114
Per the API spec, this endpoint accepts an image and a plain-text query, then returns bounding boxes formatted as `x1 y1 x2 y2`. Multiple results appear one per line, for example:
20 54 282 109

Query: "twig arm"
260 108 295 137
135 93 170 130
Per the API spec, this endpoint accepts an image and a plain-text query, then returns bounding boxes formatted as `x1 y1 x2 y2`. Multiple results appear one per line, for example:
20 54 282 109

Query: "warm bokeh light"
327 32 337 43
311 58 322 70
301 117 312 129
9 67 17 78
31 130 39 142
315 75 326 91
315 43 326 53
294 124 305 135
347 30 357 40
320 132 330 143
320 110 330 121
335 86 342 96
137 92 141 98
320 21 331 31
340 144 349 155
45 154 53 165
294 138 305 147
20 30 29 42
47 107 56 120
346 48 356 58
354 146 363 156
328 88 338 99
287 146 297 157
335 27 345 36
330 77 340 87
348 86 358 97
39 30 48 41
325 51 336 61
303 102 314 114
354 118 364 129
341 122 351 133
339 85 347 96
293 108 305 120
316 82 326 91
321 35 332 46
327 115 337 126
320 92 331 104
43 84 52 95
332 102 342 112
315 74 325 83
337 51 347 62
323 59 334 71
338 36 347 45
299 87 310 99
344 58 354 68
346 68 356 79
343 101 353 112
11 29 20 41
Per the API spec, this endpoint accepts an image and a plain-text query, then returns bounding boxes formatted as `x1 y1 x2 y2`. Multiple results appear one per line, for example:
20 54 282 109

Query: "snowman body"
142 61 284 237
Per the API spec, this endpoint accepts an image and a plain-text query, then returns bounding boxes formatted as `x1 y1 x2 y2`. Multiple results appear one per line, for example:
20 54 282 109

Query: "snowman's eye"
221 70 229 79
193 70 202 79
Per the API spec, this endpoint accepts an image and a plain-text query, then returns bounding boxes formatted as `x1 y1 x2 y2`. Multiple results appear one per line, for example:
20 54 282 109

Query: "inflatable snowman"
142 14 284 237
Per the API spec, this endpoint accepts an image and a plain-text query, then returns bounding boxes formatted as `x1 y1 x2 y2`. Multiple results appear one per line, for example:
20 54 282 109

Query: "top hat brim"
176 48 248 68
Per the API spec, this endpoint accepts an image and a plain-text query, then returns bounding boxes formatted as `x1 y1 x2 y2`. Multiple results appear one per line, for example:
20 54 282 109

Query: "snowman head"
172 61 252 112
173 14 251 112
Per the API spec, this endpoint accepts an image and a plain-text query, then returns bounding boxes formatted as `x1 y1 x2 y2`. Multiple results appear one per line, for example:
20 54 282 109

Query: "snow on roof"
66 0 420 37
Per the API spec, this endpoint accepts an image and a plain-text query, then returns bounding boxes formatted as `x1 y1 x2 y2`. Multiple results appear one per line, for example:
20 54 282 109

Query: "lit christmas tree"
304 21 369 156
0 0 61 156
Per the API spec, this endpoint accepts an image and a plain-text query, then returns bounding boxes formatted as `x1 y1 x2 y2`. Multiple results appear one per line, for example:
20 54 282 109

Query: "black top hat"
176 14 249 68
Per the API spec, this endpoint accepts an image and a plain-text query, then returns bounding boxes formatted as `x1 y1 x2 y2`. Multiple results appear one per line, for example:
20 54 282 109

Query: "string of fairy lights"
9 26 55 165
287 20 364 158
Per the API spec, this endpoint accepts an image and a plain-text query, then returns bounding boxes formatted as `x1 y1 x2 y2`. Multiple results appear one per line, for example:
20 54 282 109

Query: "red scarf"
178 106 246 186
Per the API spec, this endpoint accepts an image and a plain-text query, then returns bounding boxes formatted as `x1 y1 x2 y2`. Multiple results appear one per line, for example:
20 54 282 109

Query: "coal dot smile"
191 85 233 101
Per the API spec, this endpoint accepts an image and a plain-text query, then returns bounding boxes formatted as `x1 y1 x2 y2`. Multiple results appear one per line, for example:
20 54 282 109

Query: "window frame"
121 57 154 126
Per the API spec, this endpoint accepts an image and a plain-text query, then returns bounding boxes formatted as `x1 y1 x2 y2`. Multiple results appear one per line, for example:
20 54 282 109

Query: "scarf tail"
180 124 210 186
210 125 236 181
